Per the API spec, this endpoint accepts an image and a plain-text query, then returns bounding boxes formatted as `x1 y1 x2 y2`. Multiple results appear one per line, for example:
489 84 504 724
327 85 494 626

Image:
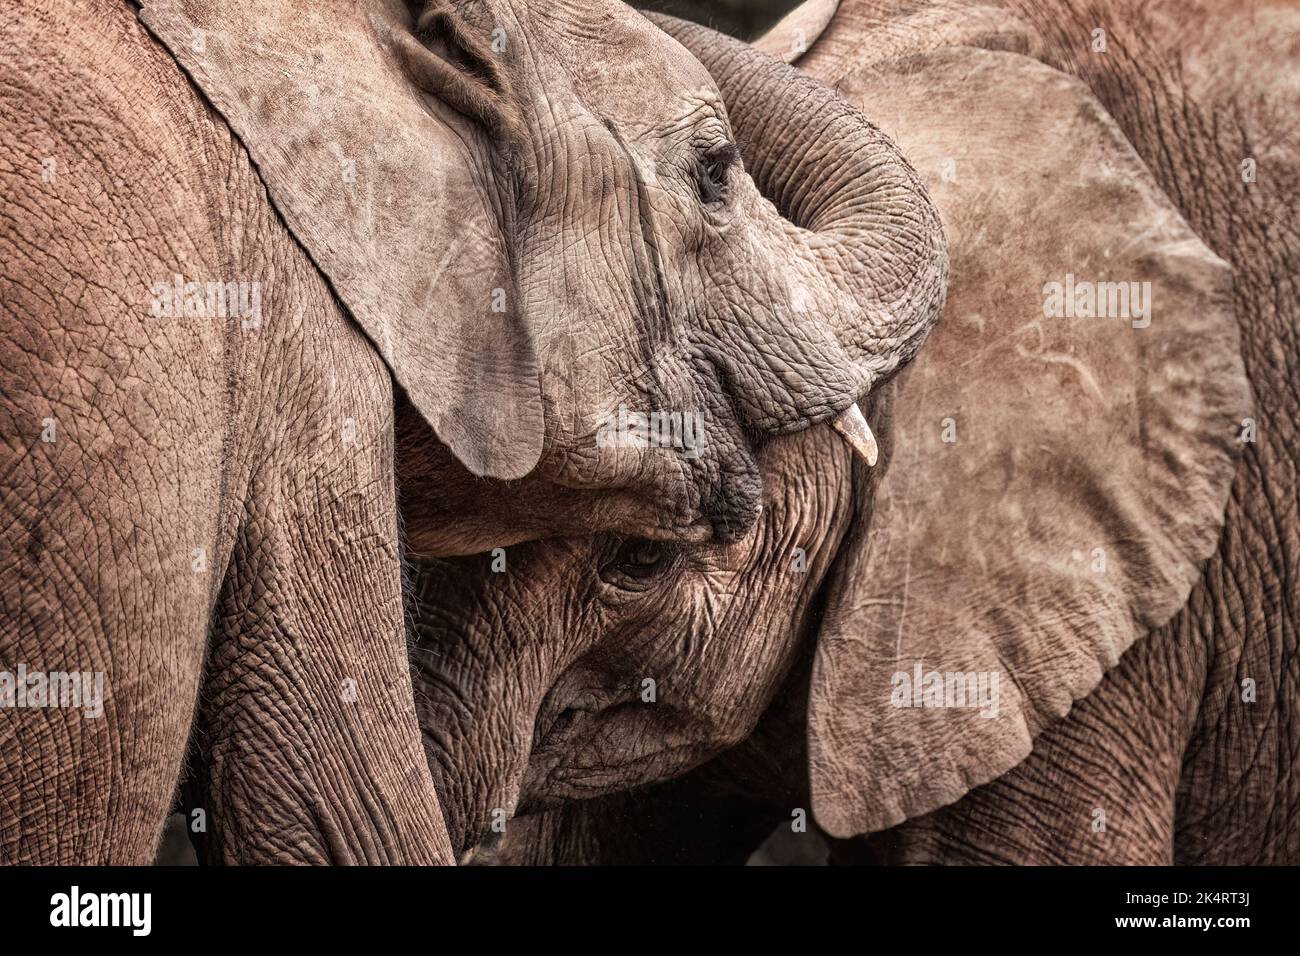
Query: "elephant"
0 0 948 862
407 0 1297 865
794 0 1299 866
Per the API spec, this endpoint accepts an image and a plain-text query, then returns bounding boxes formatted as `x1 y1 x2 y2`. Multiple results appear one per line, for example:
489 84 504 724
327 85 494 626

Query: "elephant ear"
806 48 1252 837
139 0 542 478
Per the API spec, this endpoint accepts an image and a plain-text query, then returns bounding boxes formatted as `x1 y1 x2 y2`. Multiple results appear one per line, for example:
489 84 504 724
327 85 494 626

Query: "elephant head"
408 8 1251 856
139 0 947 556
411 423 856 850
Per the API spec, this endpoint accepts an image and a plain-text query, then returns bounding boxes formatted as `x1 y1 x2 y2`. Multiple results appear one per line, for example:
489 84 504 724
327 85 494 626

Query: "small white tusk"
830 403 879 467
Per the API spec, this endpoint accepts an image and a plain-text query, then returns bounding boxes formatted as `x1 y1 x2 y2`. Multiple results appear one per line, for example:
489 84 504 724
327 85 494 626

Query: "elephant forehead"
513 0 724 128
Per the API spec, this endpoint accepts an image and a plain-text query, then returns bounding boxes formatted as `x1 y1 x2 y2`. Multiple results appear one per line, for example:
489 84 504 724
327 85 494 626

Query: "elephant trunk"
652 15 949 391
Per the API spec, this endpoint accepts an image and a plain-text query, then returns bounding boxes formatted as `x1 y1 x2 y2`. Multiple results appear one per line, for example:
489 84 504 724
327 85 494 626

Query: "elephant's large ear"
139 0 542 478
805 48 1252 837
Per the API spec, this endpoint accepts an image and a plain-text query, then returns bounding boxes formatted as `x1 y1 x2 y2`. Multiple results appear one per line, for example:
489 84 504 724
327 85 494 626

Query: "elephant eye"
601 538 674 588
697 144 739 205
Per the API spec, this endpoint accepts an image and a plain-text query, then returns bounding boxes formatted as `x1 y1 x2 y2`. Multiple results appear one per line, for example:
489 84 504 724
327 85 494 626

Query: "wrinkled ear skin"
139 0 543 479
805 48 1253 838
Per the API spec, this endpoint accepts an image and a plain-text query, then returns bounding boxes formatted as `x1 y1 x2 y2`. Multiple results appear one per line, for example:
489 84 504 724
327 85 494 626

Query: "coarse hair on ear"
397 0 522 140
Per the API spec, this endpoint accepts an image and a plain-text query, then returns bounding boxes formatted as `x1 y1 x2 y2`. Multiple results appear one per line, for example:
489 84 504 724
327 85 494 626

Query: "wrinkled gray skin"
827 0 1300 865
0 0 945 863
393 2 948 557
411 422 856 853
1 0 449 865
412 0 1296 864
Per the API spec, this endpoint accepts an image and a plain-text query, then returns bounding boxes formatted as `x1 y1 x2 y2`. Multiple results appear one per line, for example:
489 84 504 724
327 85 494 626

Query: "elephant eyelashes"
697 144 740 204
600 538 674 589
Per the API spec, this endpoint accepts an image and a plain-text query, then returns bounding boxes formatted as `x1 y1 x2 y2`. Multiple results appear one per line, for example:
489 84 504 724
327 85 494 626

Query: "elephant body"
1 0 452 863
